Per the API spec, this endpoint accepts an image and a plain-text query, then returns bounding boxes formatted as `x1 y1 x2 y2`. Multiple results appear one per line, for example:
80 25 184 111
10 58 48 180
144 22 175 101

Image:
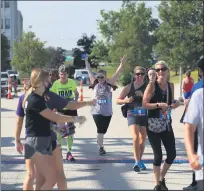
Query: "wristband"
156 103 159 108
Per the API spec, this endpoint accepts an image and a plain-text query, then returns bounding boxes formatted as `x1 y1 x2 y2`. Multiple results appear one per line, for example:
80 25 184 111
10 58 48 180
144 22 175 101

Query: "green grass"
170 70 198 84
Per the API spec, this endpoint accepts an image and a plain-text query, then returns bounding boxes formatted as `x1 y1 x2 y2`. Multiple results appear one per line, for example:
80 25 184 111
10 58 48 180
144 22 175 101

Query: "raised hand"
120 55 127 66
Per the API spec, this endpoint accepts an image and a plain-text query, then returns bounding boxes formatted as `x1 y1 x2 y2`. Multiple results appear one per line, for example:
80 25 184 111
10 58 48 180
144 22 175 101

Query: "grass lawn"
170 70 198 84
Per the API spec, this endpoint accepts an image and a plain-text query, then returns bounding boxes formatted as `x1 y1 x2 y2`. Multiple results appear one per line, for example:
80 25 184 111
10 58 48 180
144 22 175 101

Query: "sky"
18 1 160 50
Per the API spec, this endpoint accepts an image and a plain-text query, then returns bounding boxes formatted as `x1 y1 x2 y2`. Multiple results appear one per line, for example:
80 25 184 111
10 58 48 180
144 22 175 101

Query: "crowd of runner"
14 56 203 190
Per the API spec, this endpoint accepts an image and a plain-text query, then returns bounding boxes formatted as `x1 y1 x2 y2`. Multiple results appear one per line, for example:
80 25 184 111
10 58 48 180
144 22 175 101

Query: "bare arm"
65 100 94 110
143 82 158 109
85 58 96 84
74 88 79 101
15 116 24 144
108 55 126 85
116 84 131 105
40 109 76 123
184 122 196 161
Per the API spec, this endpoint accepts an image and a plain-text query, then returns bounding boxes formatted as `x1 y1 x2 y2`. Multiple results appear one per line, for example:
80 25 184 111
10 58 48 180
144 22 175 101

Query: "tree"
11 32 49 74
1 34 11 71
90 40 110 63
72 33 98 69
45 46 66 69
98 1 159 85
155 1 204 73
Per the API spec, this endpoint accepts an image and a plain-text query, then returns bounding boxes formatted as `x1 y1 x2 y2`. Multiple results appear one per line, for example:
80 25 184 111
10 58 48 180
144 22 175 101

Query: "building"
1 1 23 59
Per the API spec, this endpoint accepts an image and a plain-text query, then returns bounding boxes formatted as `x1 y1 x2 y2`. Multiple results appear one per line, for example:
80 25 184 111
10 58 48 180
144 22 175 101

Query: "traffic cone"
24 78 27 92
79 80 83 101
7 77 12 99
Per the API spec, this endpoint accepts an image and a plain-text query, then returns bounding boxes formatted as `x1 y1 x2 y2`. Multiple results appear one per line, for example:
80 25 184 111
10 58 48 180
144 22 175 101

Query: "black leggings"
93 115 112 134
147 128 176 166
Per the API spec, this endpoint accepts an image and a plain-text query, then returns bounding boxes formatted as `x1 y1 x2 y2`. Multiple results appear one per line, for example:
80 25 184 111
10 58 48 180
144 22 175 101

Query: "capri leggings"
93 115 112 134
147 128 176 166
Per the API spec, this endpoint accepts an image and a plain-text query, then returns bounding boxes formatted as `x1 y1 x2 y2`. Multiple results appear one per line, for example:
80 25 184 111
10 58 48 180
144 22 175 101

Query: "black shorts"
93 115 112 134
52 140 57 151
60 109 78 116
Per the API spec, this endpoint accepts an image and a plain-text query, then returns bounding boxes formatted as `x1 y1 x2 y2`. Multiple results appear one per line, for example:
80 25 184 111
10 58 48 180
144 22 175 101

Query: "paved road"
1 85 191 190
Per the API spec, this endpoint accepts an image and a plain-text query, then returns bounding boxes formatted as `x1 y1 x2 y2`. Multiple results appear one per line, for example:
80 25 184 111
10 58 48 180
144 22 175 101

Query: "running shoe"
99 147 106 155
66 152 76 162
133 163 141 172
154 185 161 190
183 183 198 191
159 178 168 190
138 160 147 170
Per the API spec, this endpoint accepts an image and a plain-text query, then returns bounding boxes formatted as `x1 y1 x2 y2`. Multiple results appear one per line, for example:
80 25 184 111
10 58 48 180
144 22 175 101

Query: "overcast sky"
18 1 160 50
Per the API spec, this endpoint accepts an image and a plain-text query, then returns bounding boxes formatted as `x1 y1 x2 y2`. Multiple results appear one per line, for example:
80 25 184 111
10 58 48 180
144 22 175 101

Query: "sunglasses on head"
155 68 167 72
97 76 105 79
135 73 145 76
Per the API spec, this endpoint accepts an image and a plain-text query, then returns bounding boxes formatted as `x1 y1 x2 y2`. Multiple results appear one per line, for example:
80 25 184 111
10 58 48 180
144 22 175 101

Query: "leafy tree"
98 1 159 85
155 1 204 73
72 33 98 69
11 32 49 74
45 46 66 69
1 34 11 71
90 40 110 63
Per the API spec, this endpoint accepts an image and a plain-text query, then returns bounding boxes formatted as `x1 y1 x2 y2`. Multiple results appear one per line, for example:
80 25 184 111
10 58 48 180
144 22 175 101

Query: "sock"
67 135 74 153
97 133 104 148
57 132 63 148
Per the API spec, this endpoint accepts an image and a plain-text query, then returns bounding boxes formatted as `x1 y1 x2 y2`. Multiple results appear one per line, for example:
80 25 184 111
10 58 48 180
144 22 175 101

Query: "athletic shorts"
24 136 52 159
183 92 191 99
127 115 148 127
51 131 58 151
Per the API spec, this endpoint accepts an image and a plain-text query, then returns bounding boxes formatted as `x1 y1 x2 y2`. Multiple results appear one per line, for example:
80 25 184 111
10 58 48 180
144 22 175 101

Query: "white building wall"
1 1 22 59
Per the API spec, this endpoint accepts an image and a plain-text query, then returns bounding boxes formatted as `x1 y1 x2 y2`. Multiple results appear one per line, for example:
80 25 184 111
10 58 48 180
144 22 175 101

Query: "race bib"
97 98 109 105
130 107 147 116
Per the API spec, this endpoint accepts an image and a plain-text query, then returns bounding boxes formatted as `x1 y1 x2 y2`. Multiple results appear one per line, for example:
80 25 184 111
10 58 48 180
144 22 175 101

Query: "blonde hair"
155 60 169 69
22 68 49 108
134 66 146 74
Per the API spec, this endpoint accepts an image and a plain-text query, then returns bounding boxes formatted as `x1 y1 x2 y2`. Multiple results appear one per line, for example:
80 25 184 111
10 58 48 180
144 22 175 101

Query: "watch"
156 103 159 108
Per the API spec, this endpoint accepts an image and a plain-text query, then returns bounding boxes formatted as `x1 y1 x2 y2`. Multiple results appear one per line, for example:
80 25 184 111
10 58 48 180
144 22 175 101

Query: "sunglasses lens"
97 76 104 79
156 68 167 72
135 73 144 76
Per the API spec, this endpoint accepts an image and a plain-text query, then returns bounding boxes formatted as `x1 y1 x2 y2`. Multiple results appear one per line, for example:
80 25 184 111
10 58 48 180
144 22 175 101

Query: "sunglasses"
155 68 167 72
135 73 145 76
97 76 105 79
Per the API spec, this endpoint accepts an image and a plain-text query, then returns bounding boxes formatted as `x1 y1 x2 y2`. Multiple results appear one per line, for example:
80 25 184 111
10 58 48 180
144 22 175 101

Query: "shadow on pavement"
0 108 15 112
1 137 15 147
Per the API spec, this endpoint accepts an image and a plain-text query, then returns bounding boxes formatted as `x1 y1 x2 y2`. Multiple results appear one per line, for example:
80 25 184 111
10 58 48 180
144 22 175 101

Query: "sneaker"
66 152 76 162
133 163 141 172
183 183 197 191
154 185 161 191
138 160 147 170
99 147 106 155
159 178 168 190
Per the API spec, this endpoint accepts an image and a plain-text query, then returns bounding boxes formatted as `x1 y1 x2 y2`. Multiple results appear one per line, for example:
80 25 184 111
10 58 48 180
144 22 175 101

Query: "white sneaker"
183 184 197 191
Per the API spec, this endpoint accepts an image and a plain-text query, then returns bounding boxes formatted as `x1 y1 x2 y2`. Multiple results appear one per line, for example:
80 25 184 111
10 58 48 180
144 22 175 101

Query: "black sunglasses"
155 68 167 72
135 73 145 76
97 76 105 79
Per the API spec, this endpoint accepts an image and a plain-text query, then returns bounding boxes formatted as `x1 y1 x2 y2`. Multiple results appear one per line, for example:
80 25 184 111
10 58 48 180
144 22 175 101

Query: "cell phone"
81 53 88 60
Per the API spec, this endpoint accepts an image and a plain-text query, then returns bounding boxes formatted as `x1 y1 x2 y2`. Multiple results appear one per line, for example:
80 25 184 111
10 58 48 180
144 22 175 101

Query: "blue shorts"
127 115 148 127
183 92 191 99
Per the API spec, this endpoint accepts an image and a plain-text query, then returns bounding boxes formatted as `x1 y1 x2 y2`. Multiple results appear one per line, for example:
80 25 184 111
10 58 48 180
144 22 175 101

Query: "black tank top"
148 81 172 118
127 82 147 110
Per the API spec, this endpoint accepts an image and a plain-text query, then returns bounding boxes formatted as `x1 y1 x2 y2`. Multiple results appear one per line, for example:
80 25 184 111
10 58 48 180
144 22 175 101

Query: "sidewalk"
1 85 191 190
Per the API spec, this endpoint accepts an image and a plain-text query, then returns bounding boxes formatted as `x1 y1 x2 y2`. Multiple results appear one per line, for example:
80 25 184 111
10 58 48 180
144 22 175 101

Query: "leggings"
147 128 176 166
93 115 112 134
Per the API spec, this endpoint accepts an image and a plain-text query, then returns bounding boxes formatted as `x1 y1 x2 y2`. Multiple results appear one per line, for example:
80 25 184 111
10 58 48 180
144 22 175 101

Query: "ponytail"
22 87 34 108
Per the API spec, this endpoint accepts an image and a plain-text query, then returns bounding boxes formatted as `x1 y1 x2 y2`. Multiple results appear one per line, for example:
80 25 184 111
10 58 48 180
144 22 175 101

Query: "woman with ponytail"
17 68 86 190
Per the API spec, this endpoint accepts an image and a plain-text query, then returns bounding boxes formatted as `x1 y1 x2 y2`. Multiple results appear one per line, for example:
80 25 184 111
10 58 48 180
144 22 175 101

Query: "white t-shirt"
184 88 204 181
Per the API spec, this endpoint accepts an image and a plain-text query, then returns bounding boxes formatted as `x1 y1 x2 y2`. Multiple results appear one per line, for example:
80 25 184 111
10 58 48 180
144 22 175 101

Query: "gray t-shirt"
184 88 203 181
91 82 112 116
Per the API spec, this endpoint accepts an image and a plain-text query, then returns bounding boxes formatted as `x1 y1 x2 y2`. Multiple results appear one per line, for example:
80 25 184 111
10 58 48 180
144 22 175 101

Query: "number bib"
128 107 147 117
97 99 108 105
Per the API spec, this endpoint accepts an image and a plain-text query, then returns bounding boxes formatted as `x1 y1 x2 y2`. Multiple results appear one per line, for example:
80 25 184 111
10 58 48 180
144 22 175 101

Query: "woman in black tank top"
117 66 148 173
143 61 181 190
